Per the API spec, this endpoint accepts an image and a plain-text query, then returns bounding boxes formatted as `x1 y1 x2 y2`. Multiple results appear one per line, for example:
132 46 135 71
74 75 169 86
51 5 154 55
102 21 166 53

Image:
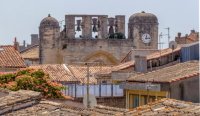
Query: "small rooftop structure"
175 30 199 44
20 45 39 60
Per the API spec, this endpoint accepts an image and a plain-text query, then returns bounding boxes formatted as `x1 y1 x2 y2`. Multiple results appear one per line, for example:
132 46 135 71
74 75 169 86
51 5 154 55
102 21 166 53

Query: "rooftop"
128 60 199 83
126 98 200 115
1 89 128 116
97 61 135 76
0 45 26 68
30 64 111 84
146 46 181 60
1 90 199 115
175 31 199 44
20 45 39 60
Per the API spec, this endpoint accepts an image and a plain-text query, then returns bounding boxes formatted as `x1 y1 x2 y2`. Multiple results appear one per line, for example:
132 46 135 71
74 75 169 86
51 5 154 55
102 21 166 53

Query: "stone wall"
61 39 134 65
0 90 41 115
39 27 60 64
170 75 199 103
39 13 159 65
75 97 126 108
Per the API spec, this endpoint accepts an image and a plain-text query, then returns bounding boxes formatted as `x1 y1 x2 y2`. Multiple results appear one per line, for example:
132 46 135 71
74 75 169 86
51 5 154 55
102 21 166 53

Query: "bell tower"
128 11 158 49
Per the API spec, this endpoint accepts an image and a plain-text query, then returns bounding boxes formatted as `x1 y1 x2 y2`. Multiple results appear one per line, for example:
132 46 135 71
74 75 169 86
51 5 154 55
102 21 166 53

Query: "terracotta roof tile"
175 32 199 44
68 65 111 84
2 90 128 116
0 45 26 68
147 46 181 60
30 64 79 83
30 64 110 84
128 60 199 83
97 61 135 75
188 32 199 41
126 98 200 115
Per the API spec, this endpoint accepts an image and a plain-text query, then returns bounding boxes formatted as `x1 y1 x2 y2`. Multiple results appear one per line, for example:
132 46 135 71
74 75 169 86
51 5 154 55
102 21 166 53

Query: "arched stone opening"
83 51 119 65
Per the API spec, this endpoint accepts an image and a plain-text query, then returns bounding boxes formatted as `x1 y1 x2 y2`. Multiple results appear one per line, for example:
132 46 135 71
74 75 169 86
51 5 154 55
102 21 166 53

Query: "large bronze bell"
109 26 114 35
92 18 98 32
93 25 97 32
76 20 81 31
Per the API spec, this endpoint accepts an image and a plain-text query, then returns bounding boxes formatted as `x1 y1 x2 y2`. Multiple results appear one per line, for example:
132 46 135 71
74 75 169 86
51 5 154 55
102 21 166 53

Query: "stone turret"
39 14 60 64
128 11 158 49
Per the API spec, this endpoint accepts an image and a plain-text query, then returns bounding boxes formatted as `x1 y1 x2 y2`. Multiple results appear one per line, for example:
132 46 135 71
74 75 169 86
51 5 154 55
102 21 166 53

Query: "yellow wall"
126 89 168 109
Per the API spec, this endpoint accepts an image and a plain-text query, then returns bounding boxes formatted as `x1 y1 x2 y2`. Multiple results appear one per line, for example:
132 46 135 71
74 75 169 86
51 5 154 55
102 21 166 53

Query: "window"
127 90 167 109
130 94 139 108
140 95 147 106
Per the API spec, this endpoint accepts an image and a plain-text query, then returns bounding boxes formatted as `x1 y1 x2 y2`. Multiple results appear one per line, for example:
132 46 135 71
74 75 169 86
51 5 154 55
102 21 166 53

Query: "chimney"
191 30 195 33
134 55 147 73
177 32 181 38
23 40 26 47
13 37 19 51
31 34 39 45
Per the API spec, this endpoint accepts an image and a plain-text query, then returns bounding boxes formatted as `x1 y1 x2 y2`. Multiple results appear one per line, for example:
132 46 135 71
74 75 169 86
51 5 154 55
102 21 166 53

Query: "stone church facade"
39 11 158 65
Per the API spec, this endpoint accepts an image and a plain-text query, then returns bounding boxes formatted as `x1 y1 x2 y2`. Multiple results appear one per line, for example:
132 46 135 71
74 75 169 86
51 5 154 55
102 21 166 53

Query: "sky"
0 0 199 48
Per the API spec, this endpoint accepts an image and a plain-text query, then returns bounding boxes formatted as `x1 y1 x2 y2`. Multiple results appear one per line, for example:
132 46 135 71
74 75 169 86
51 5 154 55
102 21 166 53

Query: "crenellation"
115 15 125 35
82 16 92 39
65 15 75 39
98 16 108 39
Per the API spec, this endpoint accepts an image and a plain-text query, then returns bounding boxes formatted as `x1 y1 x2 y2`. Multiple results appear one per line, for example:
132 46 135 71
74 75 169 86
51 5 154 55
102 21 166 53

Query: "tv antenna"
160 27 170 48
164 27 170 47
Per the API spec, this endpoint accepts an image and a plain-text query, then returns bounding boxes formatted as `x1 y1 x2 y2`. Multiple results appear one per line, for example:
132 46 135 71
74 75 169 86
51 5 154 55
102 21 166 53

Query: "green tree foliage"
0 69 65 98
108 32 126 39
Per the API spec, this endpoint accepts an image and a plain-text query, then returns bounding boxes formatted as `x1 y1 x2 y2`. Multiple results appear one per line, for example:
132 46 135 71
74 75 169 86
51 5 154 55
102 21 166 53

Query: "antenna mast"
164 27 170 47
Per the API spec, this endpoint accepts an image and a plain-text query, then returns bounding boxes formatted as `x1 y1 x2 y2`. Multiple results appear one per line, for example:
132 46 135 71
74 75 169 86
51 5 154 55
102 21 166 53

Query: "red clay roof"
126 98 200 115
146 46 181 60
30 64 110 84
97 61 135 76
128 60 199 83
175 32 199 44
0 45 26 68
98 46 182 76
30 64 80 83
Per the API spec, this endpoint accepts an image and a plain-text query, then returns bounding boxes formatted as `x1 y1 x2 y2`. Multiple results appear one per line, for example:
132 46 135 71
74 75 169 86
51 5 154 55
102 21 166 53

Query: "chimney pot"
191 30 195 33
23 40 26 47
177 32 181 38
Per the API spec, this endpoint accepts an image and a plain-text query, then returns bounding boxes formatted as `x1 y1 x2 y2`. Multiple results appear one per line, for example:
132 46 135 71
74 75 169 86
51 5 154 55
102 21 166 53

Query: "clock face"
142 33 151 44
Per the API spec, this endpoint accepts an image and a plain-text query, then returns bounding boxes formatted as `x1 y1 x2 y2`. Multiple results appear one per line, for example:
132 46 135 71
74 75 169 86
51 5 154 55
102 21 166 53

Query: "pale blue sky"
0 0 198 48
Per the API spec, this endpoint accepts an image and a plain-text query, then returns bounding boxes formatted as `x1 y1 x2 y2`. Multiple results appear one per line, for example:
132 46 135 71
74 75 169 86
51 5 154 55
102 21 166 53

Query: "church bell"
92 18 98 32
76 20 81 31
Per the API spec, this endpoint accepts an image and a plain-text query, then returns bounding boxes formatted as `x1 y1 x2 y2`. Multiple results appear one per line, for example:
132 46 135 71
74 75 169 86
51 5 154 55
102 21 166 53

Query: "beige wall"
61 39 134 65
39 27 60 64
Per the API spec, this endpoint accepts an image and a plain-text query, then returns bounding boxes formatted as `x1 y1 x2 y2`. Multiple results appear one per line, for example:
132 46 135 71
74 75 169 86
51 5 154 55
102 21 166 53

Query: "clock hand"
145 35 148 39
